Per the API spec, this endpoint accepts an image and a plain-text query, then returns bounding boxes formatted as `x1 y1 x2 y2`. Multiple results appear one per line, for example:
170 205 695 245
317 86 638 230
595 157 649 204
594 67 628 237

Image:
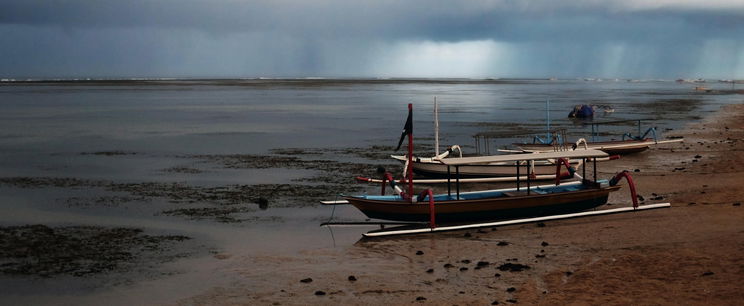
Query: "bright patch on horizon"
369 40 509 78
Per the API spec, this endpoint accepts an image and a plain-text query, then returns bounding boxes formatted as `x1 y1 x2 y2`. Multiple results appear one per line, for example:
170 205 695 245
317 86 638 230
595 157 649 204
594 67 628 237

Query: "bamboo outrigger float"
326 104 670 237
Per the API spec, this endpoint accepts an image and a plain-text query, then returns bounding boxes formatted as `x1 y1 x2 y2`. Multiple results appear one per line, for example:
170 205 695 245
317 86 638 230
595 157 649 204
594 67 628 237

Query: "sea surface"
0 78 740 304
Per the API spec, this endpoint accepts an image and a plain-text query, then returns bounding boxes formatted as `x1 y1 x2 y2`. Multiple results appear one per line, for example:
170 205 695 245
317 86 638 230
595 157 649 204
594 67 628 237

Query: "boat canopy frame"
436 149 608 200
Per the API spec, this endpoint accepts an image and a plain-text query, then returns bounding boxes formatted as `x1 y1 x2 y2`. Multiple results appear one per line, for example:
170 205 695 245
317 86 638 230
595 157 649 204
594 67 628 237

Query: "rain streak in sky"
1 0 743 79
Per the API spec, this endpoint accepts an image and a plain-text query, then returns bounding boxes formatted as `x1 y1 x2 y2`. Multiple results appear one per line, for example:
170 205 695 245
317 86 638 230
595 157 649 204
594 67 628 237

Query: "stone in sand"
426 268 434 273
541 241 549 246
348 275 357 281
416 296 427 301
506 287 516 292
497 241 509 246
314 290 326 296
498 263 531 272
300 278 313 283
416 250 424 255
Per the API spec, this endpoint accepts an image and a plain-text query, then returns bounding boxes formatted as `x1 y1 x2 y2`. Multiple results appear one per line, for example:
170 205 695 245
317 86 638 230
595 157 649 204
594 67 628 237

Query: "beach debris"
637 195 645 201
498 263 531 272
348 275 357 281
541 241 549 246
314 290 326 296
651 196 664 201
255 197 269 210
416 250 424 255
506 287 516 293
497 241 509 246
300 278 313 283
634 169 640 172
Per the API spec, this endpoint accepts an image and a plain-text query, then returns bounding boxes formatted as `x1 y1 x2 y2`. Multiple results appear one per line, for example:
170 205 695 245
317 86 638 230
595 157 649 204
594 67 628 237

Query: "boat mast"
546 99 551 141
407 103 414 202
434 97 439 156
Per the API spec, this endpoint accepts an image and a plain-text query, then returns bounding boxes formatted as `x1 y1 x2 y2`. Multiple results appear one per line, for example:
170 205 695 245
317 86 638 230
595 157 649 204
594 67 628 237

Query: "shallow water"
0 79 741 303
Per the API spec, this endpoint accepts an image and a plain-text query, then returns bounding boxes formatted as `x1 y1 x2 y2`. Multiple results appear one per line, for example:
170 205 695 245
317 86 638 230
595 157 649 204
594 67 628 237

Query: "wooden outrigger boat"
345 149 634 223
512 138 683 155
510 119 684 155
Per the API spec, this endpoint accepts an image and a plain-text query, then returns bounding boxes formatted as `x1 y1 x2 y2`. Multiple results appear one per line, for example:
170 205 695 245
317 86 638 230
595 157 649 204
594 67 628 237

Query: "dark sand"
180 104 744 305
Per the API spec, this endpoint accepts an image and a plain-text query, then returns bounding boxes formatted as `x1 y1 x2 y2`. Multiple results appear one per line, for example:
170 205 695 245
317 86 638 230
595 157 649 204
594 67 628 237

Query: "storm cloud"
1 0 743 78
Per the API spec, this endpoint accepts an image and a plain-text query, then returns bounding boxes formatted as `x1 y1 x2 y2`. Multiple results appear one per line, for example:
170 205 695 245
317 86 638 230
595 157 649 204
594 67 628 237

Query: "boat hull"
345 185 620 222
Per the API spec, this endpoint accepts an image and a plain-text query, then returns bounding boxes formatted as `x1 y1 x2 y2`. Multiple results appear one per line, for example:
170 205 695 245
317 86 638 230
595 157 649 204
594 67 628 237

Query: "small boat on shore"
512 137 684 155
511 120 684 155
345 149 630 223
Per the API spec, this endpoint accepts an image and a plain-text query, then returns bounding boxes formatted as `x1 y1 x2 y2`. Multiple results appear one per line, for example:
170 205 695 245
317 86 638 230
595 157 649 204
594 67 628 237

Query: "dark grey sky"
1 0 743 79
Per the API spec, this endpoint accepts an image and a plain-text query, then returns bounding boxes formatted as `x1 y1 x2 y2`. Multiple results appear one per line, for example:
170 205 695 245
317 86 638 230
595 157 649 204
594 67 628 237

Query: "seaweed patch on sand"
0 225 193 278
0 177 363 221
269 144 433 161
61 195 150 208
194 153 400 185
626 98 704 119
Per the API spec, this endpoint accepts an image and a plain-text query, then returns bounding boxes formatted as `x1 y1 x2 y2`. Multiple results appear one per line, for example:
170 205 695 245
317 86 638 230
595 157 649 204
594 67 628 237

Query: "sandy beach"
182 104 744 305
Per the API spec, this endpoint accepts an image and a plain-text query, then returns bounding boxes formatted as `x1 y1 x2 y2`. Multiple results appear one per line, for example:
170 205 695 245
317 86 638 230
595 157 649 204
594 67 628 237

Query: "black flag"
395 107 412 151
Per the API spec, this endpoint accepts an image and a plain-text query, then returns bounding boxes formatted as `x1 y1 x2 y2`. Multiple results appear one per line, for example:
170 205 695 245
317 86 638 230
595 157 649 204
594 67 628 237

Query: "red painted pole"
427 189 435 229
407 103 414 203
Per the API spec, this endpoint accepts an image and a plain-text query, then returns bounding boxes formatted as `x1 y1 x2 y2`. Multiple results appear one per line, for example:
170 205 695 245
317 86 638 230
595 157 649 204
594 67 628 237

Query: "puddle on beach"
0 79 741 303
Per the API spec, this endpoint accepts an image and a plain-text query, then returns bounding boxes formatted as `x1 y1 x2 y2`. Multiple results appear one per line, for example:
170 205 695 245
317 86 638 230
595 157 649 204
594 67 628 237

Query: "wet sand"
181 104 744 305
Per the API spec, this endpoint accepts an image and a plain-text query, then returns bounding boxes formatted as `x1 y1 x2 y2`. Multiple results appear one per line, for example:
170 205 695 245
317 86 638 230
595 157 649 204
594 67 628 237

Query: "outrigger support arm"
555 158 577 185
610 170 639 208
622 127 658 142
381 172 409 200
